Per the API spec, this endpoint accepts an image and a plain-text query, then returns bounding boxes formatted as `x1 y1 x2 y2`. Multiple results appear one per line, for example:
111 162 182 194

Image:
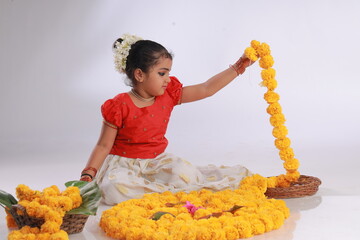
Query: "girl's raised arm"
181 56 252 104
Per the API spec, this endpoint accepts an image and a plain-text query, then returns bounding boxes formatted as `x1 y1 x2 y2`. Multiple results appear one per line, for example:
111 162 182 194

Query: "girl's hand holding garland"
230 53 255 76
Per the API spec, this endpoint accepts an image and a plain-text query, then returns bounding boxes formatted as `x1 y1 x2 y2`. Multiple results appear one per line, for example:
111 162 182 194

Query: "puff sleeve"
101 98 122 129
167 76 183 105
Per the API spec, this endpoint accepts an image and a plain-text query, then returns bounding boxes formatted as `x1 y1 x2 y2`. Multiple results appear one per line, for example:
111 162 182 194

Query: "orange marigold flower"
275 175 291 188
261 68 276 81
6 212 18 228
269 113 286 127
16 184 41 202
285 171 301 182
44 210 63 225
283 158 300 171
224 225 240 240
244 47 259 62
267 102 282 115
43 186 60 197
257 42 271 57
48 230 68 240
41 221 61 234
264 91 280 104
275 137 291 150
272 125 288 139
261 78 278 91
266 177 278 188
279 148 295 161
250 40 261 50
259 55 274 69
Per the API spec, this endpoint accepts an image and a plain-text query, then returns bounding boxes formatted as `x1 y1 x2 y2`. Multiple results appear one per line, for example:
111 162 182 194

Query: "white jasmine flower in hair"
114 34 143 73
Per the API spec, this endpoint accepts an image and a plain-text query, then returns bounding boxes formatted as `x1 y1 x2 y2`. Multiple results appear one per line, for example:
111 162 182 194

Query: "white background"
1 0 360 239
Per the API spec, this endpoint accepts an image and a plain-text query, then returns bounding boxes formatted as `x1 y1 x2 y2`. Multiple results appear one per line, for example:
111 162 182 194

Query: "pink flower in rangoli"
183 201 204 215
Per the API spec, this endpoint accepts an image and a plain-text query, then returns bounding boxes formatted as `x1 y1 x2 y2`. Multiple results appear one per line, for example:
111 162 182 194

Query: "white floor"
1 146 360 240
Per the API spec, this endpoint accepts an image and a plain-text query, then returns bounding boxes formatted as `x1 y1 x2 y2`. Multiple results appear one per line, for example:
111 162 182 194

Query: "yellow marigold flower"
266 176 278 188
44 210 63 225
272 125 288 139
223 225 239 240
244 47 259 61
152 228 169 240
126 226 143 240
261 68 276 81
240 175 267 193
6 212 17 228
258 212 275 232
249 216 266 235
250 40 261 50
257 42 271 57
285 171 301 182
26 201 43 218
61 187 82 209
37 233 51 240
259 54 274 69
275 174 291 187
271 209 286 230
275 137 291 150
41 221 61 234
266 102 282 115
264 90 280 104
16 184 41 202
48 230 68 240
283 158 300 171
269 113 286 127
57 196 73 212
19 226 35 234
261 78 278 91
7 231 21 240
43 186 60 197
193 208 213 219
234 219 252 238
40 196 59 209
195 226 212 240
279 147 295 161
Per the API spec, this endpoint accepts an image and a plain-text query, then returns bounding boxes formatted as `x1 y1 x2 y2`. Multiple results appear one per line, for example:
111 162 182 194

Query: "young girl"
80 34 254 205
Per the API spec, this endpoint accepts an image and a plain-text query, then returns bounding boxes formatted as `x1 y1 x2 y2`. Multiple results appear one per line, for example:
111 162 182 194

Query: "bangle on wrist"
82 167 98 176
230 57 246 76
81 173 93 180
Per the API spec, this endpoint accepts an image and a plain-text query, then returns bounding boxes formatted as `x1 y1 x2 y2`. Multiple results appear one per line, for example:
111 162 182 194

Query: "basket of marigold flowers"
1 180 101 240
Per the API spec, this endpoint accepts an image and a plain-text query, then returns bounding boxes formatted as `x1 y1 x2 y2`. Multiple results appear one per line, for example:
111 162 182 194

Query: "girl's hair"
113 38 173 86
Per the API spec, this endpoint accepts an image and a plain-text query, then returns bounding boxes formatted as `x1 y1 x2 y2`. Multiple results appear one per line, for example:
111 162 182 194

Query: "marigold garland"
98 40 303 239
245 40 301 187
7 184 82 240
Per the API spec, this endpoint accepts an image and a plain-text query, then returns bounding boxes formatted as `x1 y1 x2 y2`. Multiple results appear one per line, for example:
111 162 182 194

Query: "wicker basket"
9 204 89 234
265 175 322 199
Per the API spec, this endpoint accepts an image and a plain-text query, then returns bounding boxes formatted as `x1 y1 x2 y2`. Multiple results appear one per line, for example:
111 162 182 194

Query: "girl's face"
140 57 172 97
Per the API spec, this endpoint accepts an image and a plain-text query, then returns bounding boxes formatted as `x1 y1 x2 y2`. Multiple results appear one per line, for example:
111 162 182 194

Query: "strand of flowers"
7 184 82 240
100 174 290 240
245 40 301 187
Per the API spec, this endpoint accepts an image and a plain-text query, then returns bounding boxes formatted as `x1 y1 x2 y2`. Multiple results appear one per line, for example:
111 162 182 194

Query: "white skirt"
96 153 251 205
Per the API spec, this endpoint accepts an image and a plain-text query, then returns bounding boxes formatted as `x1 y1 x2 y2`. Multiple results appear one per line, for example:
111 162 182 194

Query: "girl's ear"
134 68 144 83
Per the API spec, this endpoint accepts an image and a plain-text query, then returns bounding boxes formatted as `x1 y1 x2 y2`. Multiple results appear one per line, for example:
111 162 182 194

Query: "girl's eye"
158 72 166 76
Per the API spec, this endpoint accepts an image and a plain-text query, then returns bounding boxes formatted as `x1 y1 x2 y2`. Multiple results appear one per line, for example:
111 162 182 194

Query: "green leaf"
228 205 244 214
0 190 18 209
151 211 175 221
65 180 89 189
65 180 101 216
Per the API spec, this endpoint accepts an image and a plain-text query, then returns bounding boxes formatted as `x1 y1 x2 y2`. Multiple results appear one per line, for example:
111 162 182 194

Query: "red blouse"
101 76 183 159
